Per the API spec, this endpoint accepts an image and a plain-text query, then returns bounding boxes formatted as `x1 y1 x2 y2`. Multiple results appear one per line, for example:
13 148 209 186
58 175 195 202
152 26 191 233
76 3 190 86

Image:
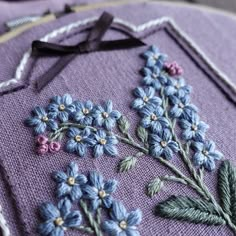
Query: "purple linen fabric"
0 2 235 236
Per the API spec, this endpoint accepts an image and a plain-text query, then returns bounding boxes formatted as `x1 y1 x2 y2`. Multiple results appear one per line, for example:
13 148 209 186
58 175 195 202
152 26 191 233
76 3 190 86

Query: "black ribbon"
32 12 146 91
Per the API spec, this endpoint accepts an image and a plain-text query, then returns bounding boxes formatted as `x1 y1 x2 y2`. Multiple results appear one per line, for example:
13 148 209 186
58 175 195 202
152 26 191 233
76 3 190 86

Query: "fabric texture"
0 2 235 236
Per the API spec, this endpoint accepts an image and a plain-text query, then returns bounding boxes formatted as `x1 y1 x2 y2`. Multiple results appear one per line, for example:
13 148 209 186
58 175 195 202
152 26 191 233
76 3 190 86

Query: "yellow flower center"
83 108 90 115
153 55 158 60
152 73 158 79
119 220 128 230
75 135 82 142
99 139 107 145
191 125 198 131
67 177 75 186
42 116 49 122
151 114 158 121
54 217 64 226
161 141 167 148
143 96 149 103
102 112 109 118
59 104 65 111
178 102 184 109
202 150 209 156
98 190 106 198
175 84 180 89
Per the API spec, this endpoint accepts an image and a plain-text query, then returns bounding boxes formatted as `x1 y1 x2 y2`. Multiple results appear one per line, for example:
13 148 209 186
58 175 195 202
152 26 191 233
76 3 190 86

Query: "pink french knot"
164 61 183 76
49 142 61 153
36 135 48 145
37 144 49 155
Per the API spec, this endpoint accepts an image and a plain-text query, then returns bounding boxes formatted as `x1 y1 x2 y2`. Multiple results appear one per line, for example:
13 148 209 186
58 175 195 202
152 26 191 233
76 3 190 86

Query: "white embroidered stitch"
0 205 10 236
1 16 236 94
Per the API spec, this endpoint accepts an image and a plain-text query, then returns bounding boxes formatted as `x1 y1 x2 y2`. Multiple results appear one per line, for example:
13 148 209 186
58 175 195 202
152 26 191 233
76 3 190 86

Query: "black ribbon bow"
32 12 146 91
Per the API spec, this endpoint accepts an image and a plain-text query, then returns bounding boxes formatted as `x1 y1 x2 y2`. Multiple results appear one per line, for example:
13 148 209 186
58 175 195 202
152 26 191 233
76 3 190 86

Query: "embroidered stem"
79 200 103 236
96 207 102 225
74 225 95 234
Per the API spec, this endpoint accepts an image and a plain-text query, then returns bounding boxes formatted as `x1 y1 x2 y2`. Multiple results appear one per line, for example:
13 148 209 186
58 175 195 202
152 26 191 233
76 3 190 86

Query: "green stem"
79 200 103 236
74 225 94 234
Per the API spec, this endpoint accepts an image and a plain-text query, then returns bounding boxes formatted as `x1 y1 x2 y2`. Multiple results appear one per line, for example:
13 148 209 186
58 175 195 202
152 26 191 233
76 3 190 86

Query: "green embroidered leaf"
136 126 148 143
147 177 164 197
218 160 236 224
119 156 137 172
156 196 226 225
117 116 130 134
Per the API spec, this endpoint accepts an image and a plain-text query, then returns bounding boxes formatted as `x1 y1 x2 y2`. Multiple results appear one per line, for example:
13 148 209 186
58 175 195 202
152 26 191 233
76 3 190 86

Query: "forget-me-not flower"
164 78 191 98
38 198 82 236
93 100 121 130
169 95 197 119
192 140 223 171
73 100 94 125
87 130 118 158
65 127 91 157
83 171 118 210
142 66 169 90
47 94 75 122
179 111 209 141
140 106 169 132
102 201 142 236
52 162 87 201
143 45 167 68
25 106 58 135
149 128 179 160
132 87 162 112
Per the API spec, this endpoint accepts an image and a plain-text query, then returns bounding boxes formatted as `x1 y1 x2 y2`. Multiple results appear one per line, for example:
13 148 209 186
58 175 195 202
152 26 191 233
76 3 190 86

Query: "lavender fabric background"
0 2 235 236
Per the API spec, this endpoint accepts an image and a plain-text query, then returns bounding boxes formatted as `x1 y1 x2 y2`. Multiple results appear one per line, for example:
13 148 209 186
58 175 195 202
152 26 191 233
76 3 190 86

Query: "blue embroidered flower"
169 95 197 119
73 100 94 125
179 111 209 141
192 140 223 171
38 198 82 236
52 162 87 201
142 66 169 90
140 106 169 132
102 201 142 236
87 130 118 158
93 100 121 130
83 171 118 210
132 87 162 111
164 78 191 98
25 106 58 135
143 45 167 68
149 128 179 160
47 94 75 122
65 127 91 157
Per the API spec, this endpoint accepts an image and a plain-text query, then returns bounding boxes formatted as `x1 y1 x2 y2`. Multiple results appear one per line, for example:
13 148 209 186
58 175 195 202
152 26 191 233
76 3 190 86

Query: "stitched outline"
1 16 235 98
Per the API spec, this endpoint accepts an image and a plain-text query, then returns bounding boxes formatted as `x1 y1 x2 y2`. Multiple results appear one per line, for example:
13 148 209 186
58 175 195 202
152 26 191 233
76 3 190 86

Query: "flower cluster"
38 162 142 236
132 45 223 170
25 94 121 158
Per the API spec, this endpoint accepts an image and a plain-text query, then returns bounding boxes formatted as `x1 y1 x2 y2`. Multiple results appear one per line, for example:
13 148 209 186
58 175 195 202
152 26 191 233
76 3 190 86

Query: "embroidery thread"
38 162 142 236
26 45 236 234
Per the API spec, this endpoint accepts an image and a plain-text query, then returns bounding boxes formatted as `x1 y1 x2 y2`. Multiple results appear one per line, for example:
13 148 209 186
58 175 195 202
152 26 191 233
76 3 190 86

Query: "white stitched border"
0 205 10 236
1 16 236 94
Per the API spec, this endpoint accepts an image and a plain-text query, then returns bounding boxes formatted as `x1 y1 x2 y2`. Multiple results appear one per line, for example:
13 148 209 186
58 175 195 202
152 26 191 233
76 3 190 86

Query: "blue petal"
127 209 142 226
58 198 71 218
39 203 60 221
126 229 141 236
104 117 116 130
103 180 118 194
204 157 216 171
47 120 58 131
141 117 151 128
150 144 163 158
52 171 68 183
103 196 113 209
133 87 145 98
193 152 205 166
145 87 155 98
51 227 64 236
104 144 118 156
94 145 104 158
34 106 47 117
75 174 87 185
163 146 174 160
25 117 41 127
57 182 71 198
64 211 82 228
91 199 101 211
162 129 172 142
111 201 127 221
67 162 78 177
38 222 55 235
58 111 69 122
208 151 223 160
105 100 113 113
48 103 59 113
65 139 77 153
150 121 162 133
102 220 121 235
67 127 80 138
75 143 87 157
107 136 119 145
168 141 179 153
35 122 47 135
132 98 144 110
192 142 204 151
83 185 98 199
89 171 104 189
62 94 73 106
70 185 82 201
110 110 121 119
51 96 61 104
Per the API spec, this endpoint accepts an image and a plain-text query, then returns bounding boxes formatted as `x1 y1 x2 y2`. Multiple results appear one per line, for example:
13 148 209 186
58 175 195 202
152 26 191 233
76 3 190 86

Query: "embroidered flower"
52 162 87 201
38 198 82 236
143 45 167 68
87 130 118 158
73 100 94 125
93 100 121 130
102 201 142 236
49 142 61 153
65 127 91 157
149 128 179 160
25 106 58 135
164 61 183 76
169 95 197 119
140 106 169 132
132 87 162 111
47 94 75 123
36 135 48 145
37 144 49 155
142 66 169 90
83 171 117 210
165 78 191 98
179 111 209 141
192 140 223 171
